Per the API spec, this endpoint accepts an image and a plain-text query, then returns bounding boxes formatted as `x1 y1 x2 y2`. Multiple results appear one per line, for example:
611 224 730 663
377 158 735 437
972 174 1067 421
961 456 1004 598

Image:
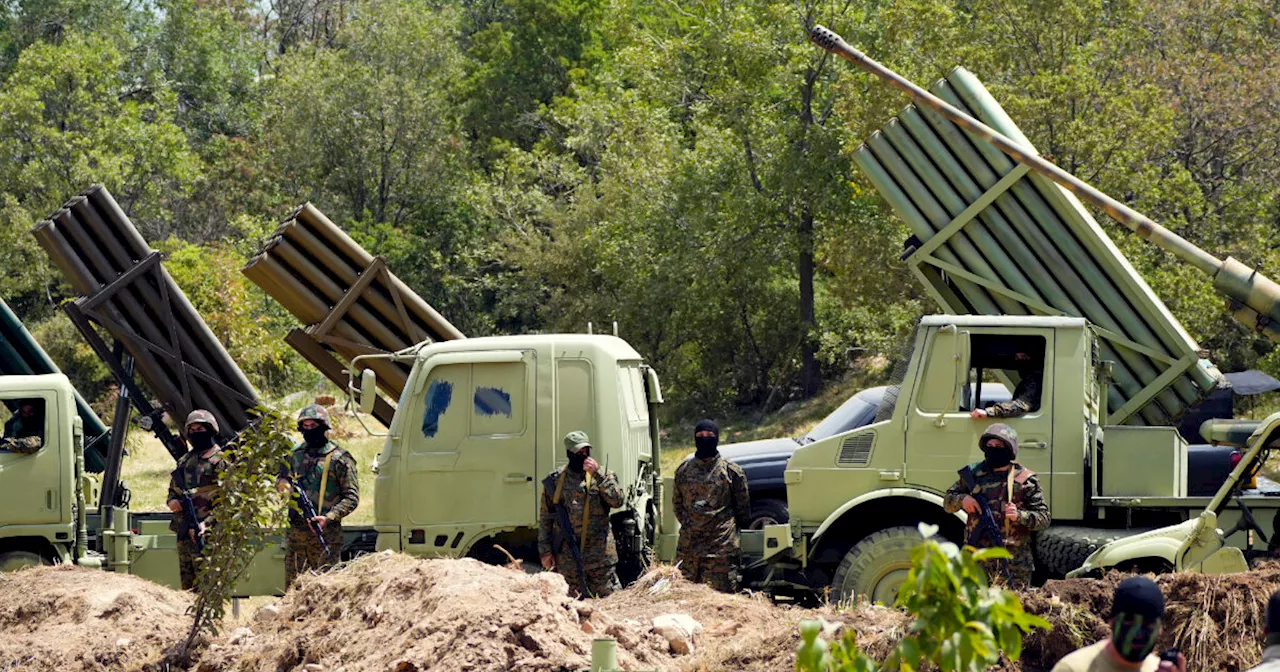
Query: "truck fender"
1066 518 1193 577
810 488 965 551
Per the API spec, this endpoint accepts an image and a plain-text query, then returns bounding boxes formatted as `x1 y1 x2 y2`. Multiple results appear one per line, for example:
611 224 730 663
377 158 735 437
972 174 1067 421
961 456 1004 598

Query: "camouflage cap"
563 430 592 454
297 404 330 429
979 423 1019 459
185 409 219 434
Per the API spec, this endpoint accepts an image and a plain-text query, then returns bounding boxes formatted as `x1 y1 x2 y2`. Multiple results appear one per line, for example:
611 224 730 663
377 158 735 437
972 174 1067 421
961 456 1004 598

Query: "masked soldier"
167 409 226 590
943 424 1050 588
538 431 623 598
277 404 359 588
2 399 45 454
674 419 750 592
971 350 1042 419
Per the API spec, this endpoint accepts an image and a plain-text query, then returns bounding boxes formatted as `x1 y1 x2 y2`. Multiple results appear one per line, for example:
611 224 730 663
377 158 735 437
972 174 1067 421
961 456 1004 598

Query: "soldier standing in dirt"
673 419 750 593
277 404 360 589
538 430 624 598
1051 576 1185 672
167 410 227 591
943 424 1049 588
1 398 45 454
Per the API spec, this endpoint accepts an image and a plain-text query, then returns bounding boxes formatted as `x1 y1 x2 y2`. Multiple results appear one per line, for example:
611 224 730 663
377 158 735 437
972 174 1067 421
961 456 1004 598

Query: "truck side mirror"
358 369 377 415
922 325 970 426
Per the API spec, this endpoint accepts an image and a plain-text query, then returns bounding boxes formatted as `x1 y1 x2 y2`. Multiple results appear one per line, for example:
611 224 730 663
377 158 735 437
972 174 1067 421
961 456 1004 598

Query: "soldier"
673 419 750 592
943 424 1049 588
538 430 623 598
277 404 359 589
971 350 1042 418
1051 576 1184 672
1 398 45 454
166 409 227 591
1244 589 1280 672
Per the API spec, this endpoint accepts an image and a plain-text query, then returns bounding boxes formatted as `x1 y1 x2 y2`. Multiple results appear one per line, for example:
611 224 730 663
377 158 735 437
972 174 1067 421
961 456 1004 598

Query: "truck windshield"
803 393 879 443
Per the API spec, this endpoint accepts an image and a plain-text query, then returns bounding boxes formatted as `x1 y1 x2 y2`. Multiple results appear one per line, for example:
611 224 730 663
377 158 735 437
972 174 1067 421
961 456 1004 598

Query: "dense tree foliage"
1 0 1279 417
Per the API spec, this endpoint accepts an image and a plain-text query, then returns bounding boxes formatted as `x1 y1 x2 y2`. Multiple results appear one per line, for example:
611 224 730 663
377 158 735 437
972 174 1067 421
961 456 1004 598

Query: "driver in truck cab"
1 398 44 454
943 424 1050 588
970 350 1042 419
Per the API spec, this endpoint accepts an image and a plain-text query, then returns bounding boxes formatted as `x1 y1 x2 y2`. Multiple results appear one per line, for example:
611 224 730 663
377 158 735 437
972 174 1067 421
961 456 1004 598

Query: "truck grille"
837 433 875 466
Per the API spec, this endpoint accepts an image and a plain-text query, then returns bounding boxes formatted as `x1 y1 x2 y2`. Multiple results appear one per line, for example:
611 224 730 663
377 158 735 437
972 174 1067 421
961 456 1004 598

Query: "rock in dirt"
0 564 191 672
652 614 702 655
252 604 281 623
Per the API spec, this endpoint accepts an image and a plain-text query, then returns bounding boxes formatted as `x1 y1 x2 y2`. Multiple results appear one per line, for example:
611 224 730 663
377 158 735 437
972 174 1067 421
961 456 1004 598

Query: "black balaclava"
567 447 589 473
188 431 216 452
694 419 720 459
979 424 1019 470
1110 576 1165 662
1266 589 1280 647
302 426 328 449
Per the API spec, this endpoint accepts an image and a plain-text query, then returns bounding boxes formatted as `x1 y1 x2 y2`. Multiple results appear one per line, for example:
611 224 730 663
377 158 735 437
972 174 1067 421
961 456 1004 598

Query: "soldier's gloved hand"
970 408 988 418
541 553 555 570
583 457 599 474
198 521 208 538
961 495 980 514
1004 502 1018 521
310 515 327 531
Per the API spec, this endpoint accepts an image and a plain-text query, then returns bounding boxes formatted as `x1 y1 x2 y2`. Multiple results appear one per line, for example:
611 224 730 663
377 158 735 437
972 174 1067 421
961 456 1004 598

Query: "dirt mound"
1020 568 1280 671
0 564 191 672
198 553 908 672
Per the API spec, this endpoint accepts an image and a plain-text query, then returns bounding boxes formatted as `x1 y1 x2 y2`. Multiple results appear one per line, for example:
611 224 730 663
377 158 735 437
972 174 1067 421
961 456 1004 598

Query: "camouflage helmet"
979 423 1019 459
185 409 219 434
297 404 330 430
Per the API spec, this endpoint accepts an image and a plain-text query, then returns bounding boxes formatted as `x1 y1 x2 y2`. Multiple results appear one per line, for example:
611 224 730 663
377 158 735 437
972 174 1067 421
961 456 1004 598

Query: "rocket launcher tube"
811 25 1280 345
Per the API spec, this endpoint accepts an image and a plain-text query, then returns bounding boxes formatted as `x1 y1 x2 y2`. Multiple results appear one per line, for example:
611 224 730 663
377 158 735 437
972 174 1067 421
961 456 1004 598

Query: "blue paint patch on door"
474 387 512 418
421 380 453 437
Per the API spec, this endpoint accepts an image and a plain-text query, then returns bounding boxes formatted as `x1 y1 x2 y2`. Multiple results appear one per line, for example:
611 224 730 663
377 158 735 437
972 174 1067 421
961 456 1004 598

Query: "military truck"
728 27 1280 603
2 186 672 590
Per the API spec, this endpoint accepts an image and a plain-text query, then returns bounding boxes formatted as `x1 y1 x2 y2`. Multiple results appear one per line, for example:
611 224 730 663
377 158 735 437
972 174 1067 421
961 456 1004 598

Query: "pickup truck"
720 383 1011 529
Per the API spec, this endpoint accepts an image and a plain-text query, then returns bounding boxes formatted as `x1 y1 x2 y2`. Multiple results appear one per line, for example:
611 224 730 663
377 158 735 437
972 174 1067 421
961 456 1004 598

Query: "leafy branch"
797 524 1050 672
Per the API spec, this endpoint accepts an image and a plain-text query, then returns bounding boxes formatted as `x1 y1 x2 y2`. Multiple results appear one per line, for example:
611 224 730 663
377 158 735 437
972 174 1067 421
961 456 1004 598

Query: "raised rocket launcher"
31 185 260 460
0 298 110 472
241 203 464 427
804 25 1280 427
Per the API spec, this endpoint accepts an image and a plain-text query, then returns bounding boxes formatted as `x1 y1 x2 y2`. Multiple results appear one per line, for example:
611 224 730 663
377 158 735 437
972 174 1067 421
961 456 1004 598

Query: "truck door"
401 350 537 552
0 393 62 526
906 329 1053 503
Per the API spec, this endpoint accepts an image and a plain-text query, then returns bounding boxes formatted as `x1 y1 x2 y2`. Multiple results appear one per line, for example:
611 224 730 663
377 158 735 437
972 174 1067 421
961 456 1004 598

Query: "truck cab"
766 315 1262 603
368 334 665 575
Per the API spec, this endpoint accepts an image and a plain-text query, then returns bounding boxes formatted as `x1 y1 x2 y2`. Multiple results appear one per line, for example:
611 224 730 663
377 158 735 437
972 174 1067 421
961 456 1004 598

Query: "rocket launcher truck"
0 184 674 589
721 27 1280 603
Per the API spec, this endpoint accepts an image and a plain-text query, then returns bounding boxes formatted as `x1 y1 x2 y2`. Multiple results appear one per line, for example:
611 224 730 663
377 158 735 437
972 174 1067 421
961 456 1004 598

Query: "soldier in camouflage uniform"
943 424 1050 588
971 351 1042 419
167 409 227 591
277 404 359 589
674 419 750 593
538 431 623 598
1 399 45 454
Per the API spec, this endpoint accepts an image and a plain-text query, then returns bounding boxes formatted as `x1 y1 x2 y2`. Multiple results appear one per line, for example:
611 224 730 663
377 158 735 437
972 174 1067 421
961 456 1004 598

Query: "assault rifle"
957 465 1008 572
289 480 330 554
172 469 204 552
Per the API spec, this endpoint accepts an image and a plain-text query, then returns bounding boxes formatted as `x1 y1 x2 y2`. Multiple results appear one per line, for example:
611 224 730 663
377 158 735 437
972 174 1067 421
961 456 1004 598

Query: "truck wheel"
1034 526 1134 578
748 498 790 530
0 550 47 572
831 526 925 605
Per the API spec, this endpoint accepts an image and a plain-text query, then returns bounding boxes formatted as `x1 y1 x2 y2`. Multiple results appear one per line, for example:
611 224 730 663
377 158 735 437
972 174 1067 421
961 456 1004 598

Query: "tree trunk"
799 203 820 397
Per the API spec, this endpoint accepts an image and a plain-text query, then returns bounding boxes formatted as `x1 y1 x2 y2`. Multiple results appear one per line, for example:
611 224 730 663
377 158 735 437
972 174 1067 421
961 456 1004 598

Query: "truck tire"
831 526 924 605
748 498 790 530
1034 526 1132 578
0 550 47 572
